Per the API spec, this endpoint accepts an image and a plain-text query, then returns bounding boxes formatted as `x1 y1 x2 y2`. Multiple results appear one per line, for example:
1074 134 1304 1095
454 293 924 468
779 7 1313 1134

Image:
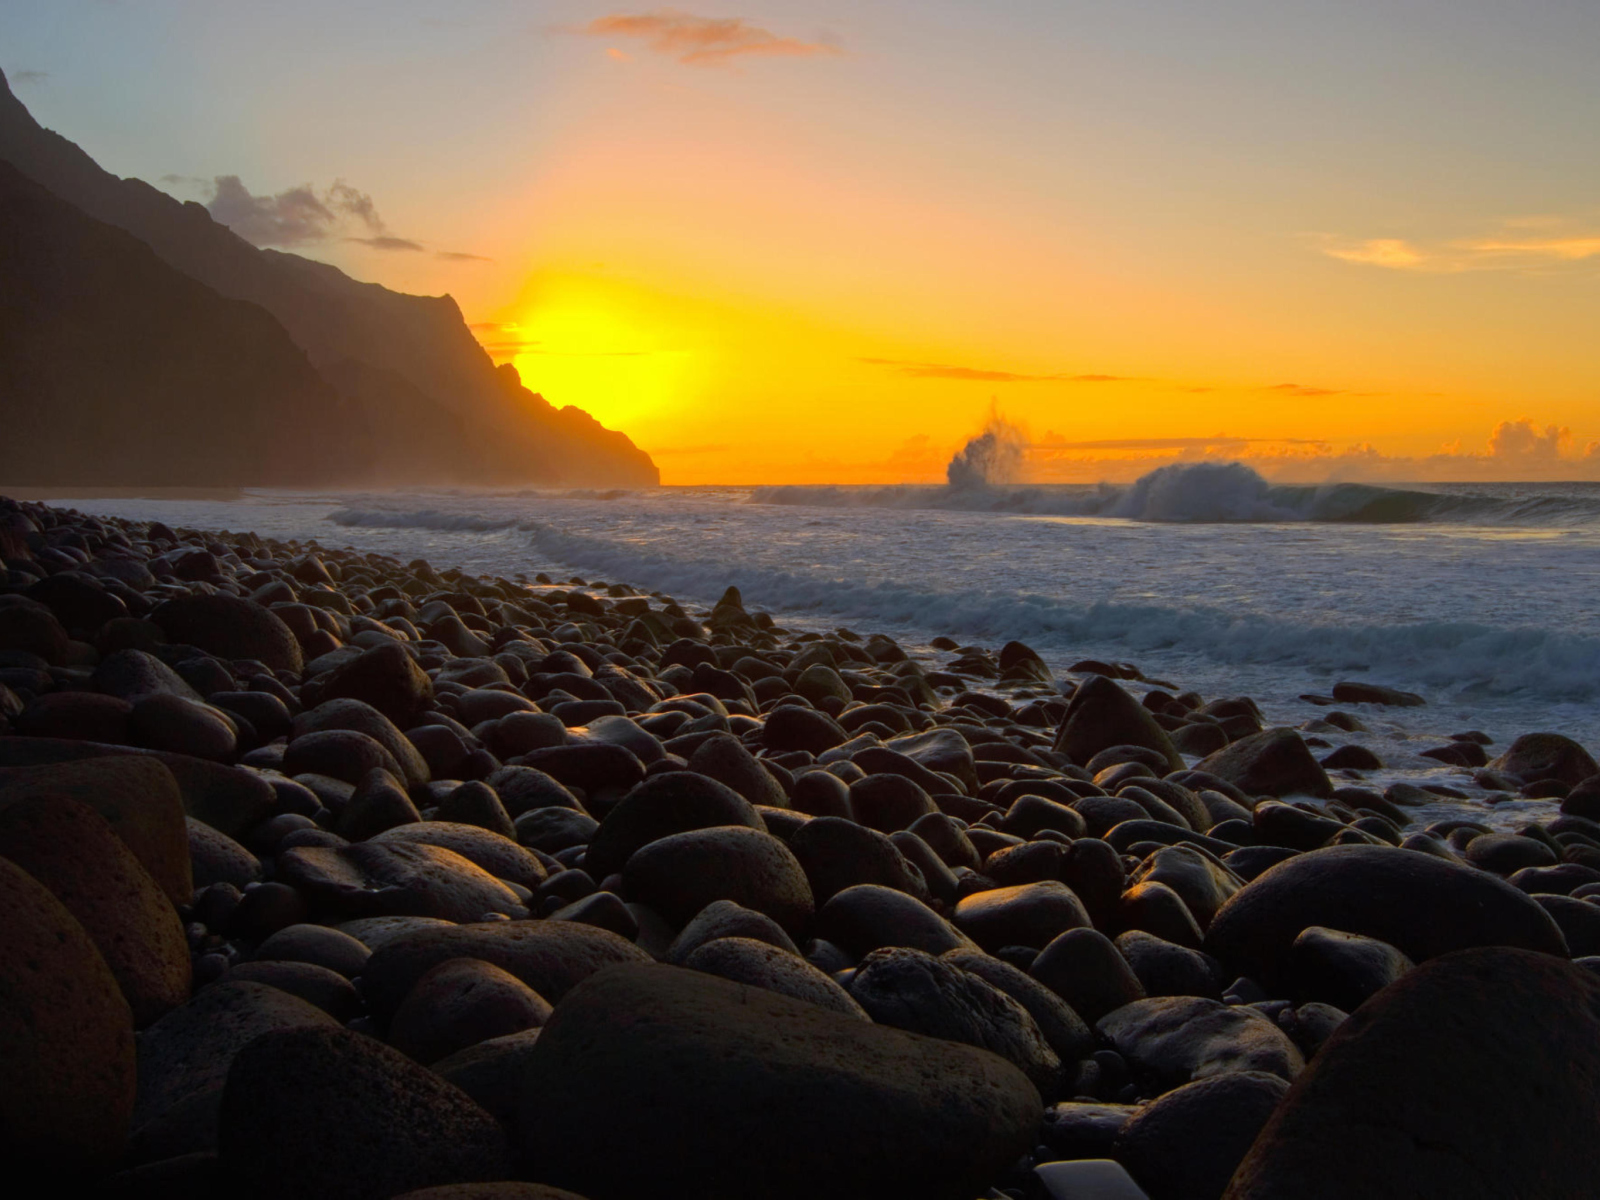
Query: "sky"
4 0 1599 484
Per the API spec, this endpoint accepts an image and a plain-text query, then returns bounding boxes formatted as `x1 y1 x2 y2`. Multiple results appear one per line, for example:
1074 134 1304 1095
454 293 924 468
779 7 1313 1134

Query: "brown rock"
0 795 189 1026
0 855 135 1173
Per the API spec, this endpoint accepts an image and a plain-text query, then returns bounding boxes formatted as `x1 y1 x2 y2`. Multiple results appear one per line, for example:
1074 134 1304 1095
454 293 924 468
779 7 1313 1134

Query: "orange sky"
12 2 1600 483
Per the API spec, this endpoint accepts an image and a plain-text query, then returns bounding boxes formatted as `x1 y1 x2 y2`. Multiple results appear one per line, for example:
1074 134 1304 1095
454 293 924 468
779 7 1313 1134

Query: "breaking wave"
753 462 1600 526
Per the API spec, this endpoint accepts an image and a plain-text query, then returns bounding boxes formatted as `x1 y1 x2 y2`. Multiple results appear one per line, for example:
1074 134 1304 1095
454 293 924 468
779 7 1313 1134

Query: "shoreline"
3 492 1598 1195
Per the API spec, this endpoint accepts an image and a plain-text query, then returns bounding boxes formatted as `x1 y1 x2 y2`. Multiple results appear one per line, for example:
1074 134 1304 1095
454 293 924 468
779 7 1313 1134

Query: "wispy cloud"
1319 218 1600 273
348 234 425 252
571 10 844 66
436 250 493 262
10 69 47 86
1034 435 1329 451
861 357 1137 384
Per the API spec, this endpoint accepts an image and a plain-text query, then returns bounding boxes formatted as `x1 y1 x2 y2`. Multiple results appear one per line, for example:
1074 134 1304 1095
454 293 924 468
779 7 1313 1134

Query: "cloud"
572 10 844 66
348 235 425 252
436 250 494 262
860 357 1136 384
1269 383 1342 398
10 69 48 86
1488 417 1568 460
1323 238 1427 269
207 175 390 248
1034 435 1329 451
1320 219 1600 274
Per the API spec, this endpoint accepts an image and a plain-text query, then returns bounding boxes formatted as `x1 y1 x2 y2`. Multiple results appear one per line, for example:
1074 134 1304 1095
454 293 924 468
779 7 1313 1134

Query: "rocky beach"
3 492 1600 1199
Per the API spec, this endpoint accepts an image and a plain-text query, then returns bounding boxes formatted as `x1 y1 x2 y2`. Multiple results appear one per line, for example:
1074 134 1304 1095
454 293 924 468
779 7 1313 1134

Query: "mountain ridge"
0 68 659 487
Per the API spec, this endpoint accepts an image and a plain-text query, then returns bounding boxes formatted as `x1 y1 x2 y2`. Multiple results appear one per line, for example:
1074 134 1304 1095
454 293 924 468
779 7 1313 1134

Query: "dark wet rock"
790 768 854 818
0 755 191 904
374 822 548 890
943 948 1095 1066
1488 731 1599 786
1330 681 1424 708
127 693 238 761
886 728 981 792
1120 878 1206 948
1039 1100 1140 1160
1055 675 1182 773
1275 1000 1347 1059
789 814 931 903
1098 996 1305 1090
1198 729 1332 798
1463 830 1559 875
0 596 70 663
436 780 516 838
686 733 787 808
762 704 851 754
1115 930 1225 1000
337 768 422 841
217 1025 510 1200
359 919 652 1026
14 690 132 742
487 711 568 758
999 793 1088 839
1030 927 1148 1025
513 807 597 853
954 880 1092 952
850 946 1061 1095
0 736 277 839
152 594 302 675
909 811 983 870
1205 845 1567 991
814 883 974 957
94 648 203 702
684 936 868 1018
276 841 529 922
315 641 434 727
1061 836 1128 932
487 765 584 816
889 830 959 902
1227 948 1600 1199
1287 925 1414 1011
584 771 763 878
428 1028 544 1129
515 962 1041 1200
0 855 135 1173
852 746 955 797
223 960 360 1020
666 898 800 964
253 922 371 978
0 795 188 1026
1115 1071 1289 1200
1251 800 1345 850
518 743 646 795
293 698 431 788
1129 845 1241 930
622 825 813 934
849 770 938 832
388 956 553 1064
188 820 264 893
283 728 406 787
1533 893 1600 956
27 570 127 634
1507 861 1600 896
133 980 338 1133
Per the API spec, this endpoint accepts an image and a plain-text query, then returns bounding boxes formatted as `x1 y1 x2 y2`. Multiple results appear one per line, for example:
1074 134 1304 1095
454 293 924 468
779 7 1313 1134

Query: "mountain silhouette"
0 68 658 487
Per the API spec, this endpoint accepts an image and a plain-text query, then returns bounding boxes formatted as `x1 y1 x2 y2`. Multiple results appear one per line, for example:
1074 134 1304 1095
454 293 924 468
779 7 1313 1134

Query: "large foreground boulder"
153 593 304 674
0 856 135 1174
1205 845 1566 990
1227 948 1600 1198
218 1025 510 1200
515 963 1042 1200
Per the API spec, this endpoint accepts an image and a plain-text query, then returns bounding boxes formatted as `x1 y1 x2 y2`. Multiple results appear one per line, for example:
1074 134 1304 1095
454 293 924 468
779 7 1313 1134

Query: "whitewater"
47 462 1600 799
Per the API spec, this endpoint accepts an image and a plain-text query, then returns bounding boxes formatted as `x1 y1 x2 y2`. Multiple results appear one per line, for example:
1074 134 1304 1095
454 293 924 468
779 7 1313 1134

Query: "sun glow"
496 274 698 433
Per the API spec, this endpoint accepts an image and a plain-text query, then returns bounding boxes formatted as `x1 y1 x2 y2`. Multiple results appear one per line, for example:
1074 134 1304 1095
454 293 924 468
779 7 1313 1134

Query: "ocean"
46 462 1600 830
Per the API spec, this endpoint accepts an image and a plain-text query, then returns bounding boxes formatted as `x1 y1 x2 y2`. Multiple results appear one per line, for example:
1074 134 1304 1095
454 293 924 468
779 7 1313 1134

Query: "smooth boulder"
515 962 1042 1200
